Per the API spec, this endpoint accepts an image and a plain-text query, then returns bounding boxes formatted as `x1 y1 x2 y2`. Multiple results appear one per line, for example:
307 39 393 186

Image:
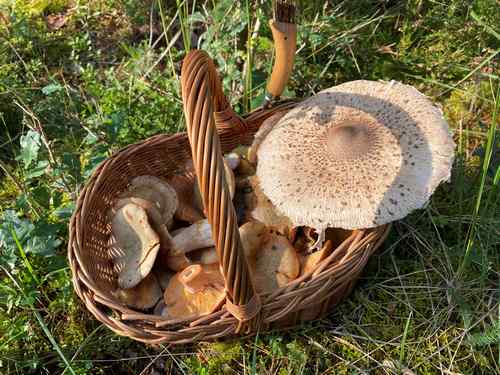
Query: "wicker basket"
68 50 390 344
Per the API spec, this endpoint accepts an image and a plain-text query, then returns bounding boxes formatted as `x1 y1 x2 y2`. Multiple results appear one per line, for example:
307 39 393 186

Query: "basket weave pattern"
68 50 390 344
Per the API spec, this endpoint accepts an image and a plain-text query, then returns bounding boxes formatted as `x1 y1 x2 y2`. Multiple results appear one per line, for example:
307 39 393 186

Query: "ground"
0 0 499 374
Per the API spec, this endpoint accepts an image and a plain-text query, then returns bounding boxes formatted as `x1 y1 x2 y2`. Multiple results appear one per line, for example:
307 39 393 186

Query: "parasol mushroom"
256 80 455 240
248 176 292 236
111 202 160 289
114 271 162 310
248 110 288 164
163 264 226 319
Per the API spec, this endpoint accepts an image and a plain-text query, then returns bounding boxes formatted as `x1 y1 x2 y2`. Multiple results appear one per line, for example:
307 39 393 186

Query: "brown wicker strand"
180 50 261 330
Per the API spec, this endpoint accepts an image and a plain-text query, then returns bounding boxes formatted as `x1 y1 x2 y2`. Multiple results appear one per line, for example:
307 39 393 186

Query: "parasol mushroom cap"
257 80 455 230
252 232 300 294
164 264 226 319
111 203 160 289
114 272 162 310
122 175 178 226
248 110 288 164
248 176 292 235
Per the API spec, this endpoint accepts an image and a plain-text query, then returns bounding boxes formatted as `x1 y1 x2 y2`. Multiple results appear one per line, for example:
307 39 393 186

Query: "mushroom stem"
308 227 326 252
170 219 214 256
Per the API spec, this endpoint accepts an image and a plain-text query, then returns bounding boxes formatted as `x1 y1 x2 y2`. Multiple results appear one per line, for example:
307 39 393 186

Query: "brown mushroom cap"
158 247 218 272
252 232 300 294
256 80 455 230
239 221 268 259
122 175 178 226
114 273 162 310
168 171 205 223
111 203 160 289
164 264 226 319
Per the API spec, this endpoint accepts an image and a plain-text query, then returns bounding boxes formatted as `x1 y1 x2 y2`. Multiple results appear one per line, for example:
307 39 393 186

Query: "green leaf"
24 160 49 180
41 83 63 96
0 210 32 270
25 221 62 257
17 130 41 168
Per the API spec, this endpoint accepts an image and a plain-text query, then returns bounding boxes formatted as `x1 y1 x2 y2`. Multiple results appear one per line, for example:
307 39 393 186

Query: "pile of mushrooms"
108 79 454 319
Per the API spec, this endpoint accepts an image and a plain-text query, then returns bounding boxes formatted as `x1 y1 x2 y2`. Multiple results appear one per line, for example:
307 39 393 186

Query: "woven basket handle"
180 50 261 329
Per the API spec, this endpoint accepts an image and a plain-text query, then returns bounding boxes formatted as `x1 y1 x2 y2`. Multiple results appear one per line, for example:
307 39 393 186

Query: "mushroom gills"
111 202 160 289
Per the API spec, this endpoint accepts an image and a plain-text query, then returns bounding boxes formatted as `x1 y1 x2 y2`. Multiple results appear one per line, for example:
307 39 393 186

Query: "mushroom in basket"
254 80 455 247
163 264 226 319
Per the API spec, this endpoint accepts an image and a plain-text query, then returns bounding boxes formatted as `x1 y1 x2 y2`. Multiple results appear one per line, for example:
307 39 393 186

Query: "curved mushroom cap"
122 175 178 226
167 172 205 223
252 233 300 294
239 221 269 259
112 197 172 250
248 176 292 235
257 80 455 230
114 273 162 310
164 264 225 319
111 203 160 289
248 110 288 164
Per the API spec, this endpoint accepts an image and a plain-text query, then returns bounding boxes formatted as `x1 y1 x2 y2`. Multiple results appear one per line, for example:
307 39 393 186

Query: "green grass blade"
10 226 39 284
2 266 76 375
399 307 413 364
457 85 499 276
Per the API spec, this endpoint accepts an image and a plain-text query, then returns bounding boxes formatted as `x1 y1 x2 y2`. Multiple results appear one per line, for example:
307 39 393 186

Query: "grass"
0 0 499 373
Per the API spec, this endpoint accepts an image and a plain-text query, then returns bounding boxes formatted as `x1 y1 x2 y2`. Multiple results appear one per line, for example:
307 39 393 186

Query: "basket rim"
67 127 390 343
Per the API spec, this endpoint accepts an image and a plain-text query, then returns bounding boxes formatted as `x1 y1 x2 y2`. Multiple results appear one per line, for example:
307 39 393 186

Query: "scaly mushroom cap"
247 176 292 235
114 273 162 310
257 80 455 230
111 203 160 289
121 175 178 226
252 233 300 294
164 264 225 319
248 110 288 164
